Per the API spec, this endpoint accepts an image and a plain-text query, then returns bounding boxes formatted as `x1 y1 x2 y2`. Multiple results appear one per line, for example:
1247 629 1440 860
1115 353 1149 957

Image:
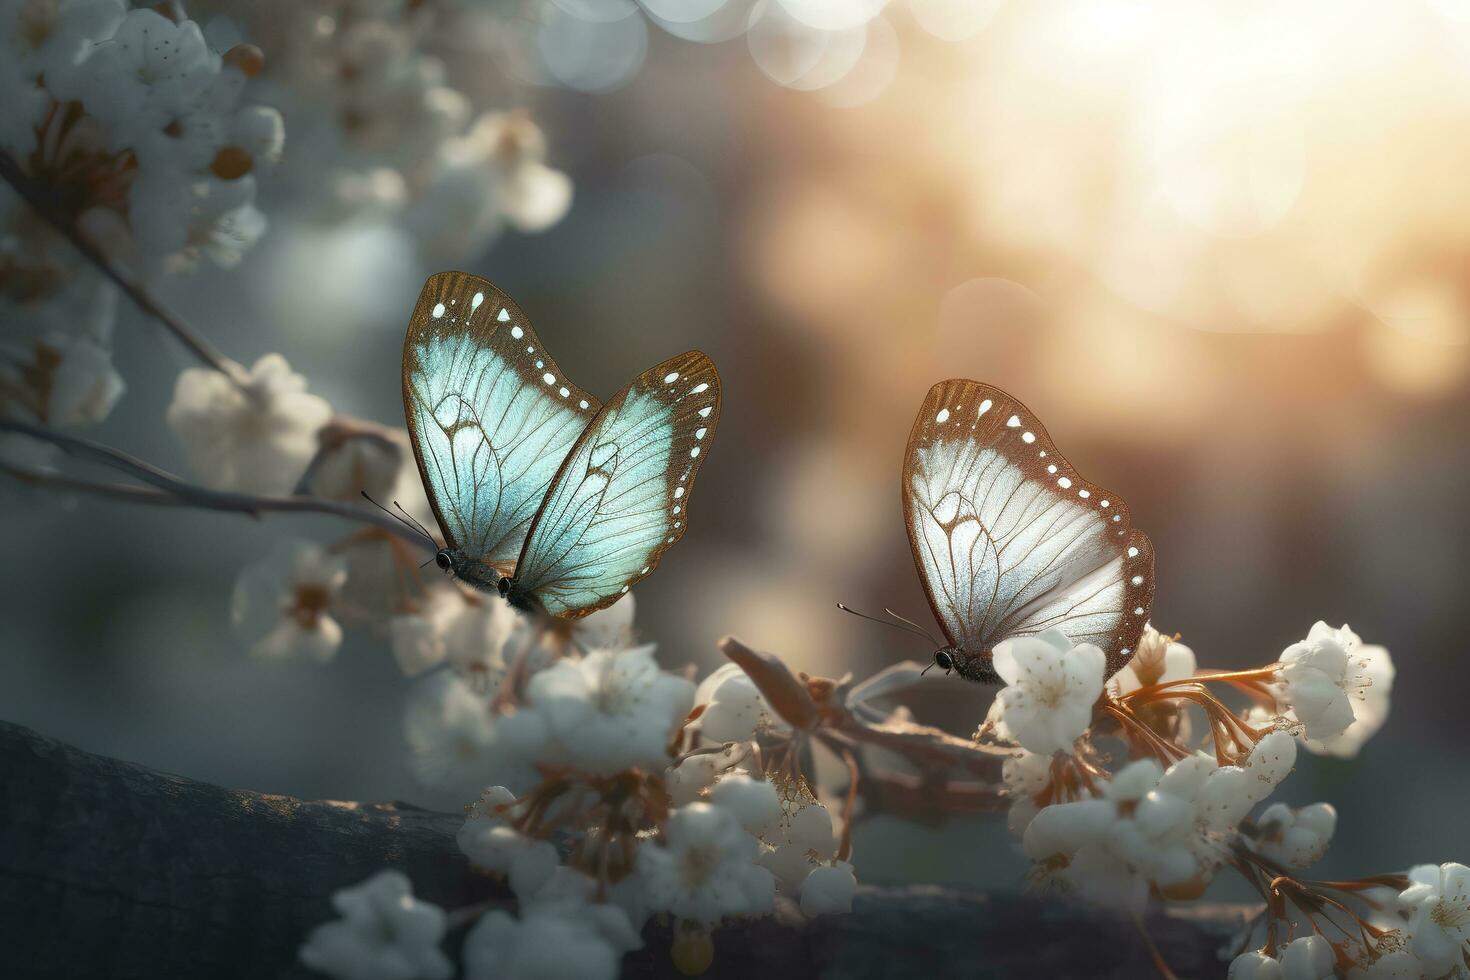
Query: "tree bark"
0 721 1249 978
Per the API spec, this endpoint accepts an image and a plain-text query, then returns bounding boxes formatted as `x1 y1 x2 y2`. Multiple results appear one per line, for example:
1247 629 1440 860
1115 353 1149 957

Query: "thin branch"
0 149 245 384
0 418 429 546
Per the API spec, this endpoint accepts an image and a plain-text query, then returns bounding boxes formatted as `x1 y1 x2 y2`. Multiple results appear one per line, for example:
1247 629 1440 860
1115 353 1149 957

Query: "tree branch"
0 149 246 385
0 418 428 547
0 720 1246 979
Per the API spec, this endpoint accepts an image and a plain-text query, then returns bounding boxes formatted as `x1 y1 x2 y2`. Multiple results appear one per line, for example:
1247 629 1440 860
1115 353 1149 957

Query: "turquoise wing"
511 350 722 618
402 272 600 573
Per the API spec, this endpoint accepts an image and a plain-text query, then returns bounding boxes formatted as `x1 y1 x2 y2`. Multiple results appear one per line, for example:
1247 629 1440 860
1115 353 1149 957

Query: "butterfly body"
900 379 1156 682
403 271 721 617
932 646 1001 685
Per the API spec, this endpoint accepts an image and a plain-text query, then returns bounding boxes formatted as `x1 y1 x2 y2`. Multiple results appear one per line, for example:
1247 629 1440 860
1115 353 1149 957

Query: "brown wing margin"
513 350 722 619
900 379 1156 676
400 271 602 560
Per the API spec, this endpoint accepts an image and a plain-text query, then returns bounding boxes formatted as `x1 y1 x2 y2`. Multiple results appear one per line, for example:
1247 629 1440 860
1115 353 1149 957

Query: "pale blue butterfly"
401 271 721 619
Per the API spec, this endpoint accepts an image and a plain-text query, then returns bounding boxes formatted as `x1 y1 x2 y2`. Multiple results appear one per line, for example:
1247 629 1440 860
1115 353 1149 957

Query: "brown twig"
0 418 427 546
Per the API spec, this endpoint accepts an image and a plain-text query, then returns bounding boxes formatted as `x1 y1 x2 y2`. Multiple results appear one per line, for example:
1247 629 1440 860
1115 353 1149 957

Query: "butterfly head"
434 549 452 572
940 647 1000 685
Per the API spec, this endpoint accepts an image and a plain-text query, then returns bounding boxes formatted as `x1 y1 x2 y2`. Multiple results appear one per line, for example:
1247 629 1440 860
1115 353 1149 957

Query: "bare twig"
0 149 246 384
0 418 428 546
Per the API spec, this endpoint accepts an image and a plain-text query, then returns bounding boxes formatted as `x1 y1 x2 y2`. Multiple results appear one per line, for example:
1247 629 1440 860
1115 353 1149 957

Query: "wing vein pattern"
513 351 722 618
902 380 1155 675
403 272 600 573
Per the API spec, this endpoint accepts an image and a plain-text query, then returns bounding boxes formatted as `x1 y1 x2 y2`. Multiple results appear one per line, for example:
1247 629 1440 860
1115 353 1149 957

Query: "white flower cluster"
201 0 571 262
1270 621 1396 759
1229 862 1470 979
984 622 1398 918
0 201 122 469
1019 736 1296 913
291 593 862 979
3 1 282 275
167 353 332 494
230 540 348 662
299 870 452 980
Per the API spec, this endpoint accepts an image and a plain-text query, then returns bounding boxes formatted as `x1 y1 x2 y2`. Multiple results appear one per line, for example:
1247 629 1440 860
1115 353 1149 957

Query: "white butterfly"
852 379 1155 683
401 272 721 618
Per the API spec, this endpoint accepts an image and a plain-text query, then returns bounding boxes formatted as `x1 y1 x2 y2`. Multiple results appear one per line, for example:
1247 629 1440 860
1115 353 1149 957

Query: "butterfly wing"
902 380 1155 676
402 272 601 573
511 351 721 618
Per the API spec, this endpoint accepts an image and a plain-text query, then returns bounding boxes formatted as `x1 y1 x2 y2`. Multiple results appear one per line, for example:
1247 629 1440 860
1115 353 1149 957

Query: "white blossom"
758 799 839 889
0 216 123 435
518 644 694 776
1301 640 1394 759
1 0 126 89
299 870 452 980
1279 935 1335 979
639 802 775 924
404 671 531 795
10 4 282 274
692 661 788 744
709 772 782 837
406 111 572 262
1110 624 1196 694
1251 802 1336 869
1400 862 1470 973
1002 749 1053 834
1229 951 1281 980
986 628 1105 755
1243 730 1297 802
1063 842 1150 915
463 906 621 980
800 861 857 916
167 354 332 494
1276 623 1391 744
230 541 347 662
453 789 563 897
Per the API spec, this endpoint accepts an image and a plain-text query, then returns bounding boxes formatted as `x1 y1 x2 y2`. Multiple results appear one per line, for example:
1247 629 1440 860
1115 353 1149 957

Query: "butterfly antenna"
361 491 435 547
883 607 942 647
393 499 437 544
836 603 937 645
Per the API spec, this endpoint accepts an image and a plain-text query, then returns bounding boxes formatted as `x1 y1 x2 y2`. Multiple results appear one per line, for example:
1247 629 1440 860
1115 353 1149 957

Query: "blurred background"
3 0 1468 896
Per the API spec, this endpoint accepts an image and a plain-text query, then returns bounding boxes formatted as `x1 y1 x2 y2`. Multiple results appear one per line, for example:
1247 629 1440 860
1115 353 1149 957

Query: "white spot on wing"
692 383 709 394
497 309 510 322
432 303 445 319
511 325 524 339
936 408 951 424
543 372 555 384
664 372 680 383
472 292 484 309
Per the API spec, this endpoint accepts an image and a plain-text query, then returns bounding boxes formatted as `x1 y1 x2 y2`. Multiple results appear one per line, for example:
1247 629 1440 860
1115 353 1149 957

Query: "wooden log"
0 721 1249 978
